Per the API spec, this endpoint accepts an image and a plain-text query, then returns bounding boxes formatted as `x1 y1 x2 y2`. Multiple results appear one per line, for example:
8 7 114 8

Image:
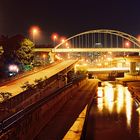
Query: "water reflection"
104 86 114 113
125 87 132 129
85 81 140 140
96 82 139 138
136 107 140 137
97 87 103 112
116 85 124 114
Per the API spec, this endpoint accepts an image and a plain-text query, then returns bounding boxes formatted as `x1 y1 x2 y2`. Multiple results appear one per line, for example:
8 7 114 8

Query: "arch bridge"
35 29 140 53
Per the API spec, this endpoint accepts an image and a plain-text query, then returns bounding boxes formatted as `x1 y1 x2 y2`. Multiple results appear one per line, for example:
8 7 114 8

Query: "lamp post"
32 29 36 43
32 28 38 44
42 54 46 65
53 35 58 47
51 33 58 47
30 26 39 44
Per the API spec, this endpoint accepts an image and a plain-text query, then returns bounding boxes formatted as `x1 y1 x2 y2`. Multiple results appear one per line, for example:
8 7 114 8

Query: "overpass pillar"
48 51 55 63
130 62 137 75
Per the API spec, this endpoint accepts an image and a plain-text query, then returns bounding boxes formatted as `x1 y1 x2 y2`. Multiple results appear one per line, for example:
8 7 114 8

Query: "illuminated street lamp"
125 41 130 48
42 54 46 65
66 42 69 48
30 26 40 44
52 33 58 47
61 37 66 44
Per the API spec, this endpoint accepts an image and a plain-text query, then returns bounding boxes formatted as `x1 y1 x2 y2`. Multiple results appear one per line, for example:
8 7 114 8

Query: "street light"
32 28 38 44
42 54 46 65
66 42 69 48
30 26 40 44
60 37 66 44
52 33 58 47
124 41 130 48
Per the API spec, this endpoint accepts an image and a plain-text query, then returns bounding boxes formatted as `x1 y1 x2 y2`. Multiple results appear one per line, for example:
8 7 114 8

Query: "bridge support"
129 62 137 75
48 51 55 63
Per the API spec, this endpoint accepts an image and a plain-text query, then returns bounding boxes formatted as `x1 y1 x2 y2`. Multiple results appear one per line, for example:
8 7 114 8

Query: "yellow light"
54 35 57 40
33 28 37 34
104 85 114 113
42 54 46 59
136 107 140 136
97 63 102 66
61 39 65 43
104 62 108 66
137 35 140 42
117 85 124 114
107 57 112 61
125 87 132 129
67 53 70 59
97 87 103 113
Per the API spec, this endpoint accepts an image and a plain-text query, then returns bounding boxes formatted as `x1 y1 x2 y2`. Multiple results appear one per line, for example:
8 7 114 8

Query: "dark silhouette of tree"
0 35 34 70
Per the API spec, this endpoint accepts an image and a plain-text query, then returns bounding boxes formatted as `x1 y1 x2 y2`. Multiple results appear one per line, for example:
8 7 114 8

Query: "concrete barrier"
0 78 87 140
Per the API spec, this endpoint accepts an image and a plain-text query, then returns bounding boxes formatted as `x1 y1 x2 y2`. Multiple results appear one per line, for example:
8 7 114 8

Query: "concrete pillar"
48 52 55 63
130 62 136 75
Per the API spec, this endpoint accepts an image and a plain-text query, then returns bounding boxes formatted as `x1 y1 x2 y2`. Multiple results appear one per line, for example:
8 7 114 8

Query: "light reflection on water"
136 107 140 137
97 82 139 135
125 87 132 129
97 87 103 112
116 85 124 114
104 86 114 113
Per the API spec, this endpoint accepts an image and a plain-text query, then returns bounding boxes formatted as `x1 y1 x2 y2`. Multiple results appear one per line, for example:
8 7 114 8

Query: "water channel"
84 81 140 140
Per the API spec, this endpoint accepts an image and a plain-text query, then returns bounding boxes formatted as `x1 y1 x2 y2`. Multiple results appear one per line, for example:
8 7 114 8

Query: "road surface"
0 60 77 97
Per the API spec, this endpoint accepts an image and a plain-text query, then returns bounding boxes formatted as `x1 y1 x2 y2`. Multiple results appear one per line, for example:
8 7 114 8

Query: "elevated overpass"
34 48 140 53
0 60 77 96
1 47 140 53
87 67 129 74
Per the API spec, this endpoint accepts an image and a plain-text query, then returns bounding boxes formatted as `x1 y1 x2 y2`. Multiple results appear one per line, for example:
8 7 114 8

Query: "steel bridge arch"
55 29 140 49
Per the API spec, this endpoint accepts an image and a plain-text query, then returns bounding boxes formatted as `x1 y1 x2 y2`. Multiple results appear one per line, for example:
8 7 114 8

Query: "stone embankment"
127 82 140 103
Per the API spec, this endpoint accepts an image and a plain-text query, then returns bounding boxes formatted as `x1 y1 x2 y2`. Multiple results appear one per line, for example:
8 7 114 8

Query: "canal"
82 82 140 140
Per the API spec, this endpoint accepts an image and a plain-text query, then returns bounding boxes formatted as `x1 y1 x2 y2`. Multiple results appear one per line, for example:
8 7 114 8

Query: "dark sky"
0 0 140 44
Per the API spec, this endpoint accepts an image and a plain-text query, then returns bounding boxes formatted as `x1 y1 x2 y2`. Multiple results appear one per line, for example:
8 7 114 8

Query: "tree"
16 38 34 66
0 35 34 71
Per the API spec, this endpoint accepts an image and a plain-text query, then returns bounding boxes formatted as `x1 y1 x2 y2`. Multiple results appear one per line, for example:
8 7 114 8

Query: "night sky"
0 0 140 44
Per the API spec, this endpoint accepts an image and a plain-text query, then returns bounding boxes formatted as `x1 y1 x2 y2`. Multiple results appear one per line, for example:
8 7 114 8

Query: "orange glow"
30 25 40 35
51 33 58 41
137 35 140 42
66 42 69 48
60 37 66 43
29 25 40 43
42 54 46 59
124 40 131 48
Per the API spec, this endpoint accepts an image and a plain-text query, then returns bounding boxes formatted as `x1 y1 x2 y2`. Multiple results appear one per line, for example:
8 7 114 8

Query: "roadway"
81 82 140 140
87 67 129 73
34 48 140 53
0 60 77 97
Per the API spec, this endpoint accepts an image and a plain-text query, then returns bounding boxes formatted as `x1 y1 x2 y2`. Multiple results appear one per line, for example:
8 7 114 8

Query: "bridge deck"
34 48 140 53
0 60 77 97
